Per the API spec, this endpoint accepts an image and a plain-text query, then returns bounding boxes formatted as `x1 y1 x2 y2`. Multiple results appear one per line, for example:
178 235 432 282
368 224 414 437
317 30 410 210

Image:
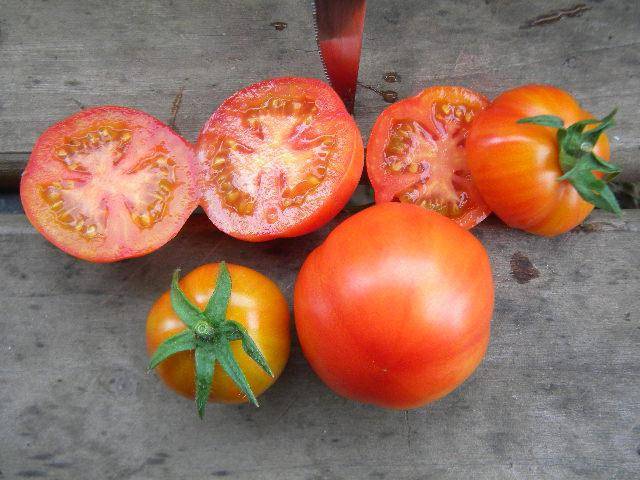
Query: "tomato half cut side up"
366 86 491 229
20 106 199 262
196 77 364 241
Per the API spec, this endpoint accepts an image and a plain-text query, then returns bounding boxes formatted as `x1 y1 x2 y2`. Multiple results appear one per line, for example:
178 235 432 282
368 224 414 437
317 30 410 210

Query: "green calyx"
517 109 622 215
148 262 273 419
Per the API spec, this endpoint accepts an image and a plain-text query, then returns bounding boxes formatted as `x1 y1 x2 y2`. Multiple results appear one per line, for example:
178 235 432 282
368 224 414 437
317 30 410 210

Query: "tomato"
146 263 290 406
294 202 493 409
467 84 614 236
366 86 491 229
20 106 199 262
196 77 364 241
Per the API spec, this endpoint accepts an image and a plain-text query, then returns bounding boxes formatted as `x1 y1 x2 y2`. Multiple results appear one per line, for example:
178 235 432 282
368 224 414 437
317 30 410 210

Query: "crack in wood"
168 86 185 132
404 410 412 451
70 98 85 110
521 4 591 29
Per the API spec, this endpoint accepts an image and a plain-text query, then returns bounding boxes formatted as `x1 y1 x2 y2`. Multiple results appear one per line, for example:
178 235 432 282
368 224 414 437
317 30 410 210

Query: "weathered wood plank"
0 0 639 190
1 210 639 479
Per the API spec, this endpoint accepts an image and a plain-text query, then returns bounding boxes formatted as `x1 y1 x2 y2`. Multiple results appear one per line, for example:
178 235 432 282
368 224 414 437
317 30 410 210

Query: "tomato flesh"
20 106 199 262
197 77 363 241
367 86 491 229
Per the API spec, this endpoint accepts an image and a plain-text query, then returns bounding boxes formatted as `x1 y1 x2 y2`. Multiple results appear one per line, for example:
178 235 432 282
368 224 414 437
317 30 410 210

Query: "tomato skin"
294 203 493 409
466 84 611 236
366 86 491 229
20 106 199 262
196 77 364 242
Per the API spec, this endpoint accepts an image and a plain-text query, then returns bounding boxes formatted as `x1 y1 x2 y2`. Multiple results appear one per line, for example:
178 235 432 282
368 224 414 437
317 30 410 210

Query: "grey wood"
0 210 639 479
0 0 639 190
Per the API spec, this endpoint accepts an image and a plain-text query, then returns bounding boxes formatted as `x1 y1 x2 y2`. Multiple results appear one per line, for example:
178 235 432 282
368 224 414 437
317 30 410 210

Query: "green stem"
517 109 622 215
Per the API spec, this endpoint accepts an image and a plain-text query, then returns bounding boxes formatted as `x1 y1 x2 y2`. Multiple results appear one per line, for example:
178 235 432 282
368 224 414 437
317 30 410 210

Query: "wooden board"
1 210 639 479
1 0 639 189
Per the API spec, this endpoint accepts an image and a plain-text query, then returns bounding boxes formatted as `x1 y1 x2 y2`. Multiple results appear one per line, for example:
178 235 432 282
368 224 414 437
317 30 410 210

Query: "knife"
314 0 366 114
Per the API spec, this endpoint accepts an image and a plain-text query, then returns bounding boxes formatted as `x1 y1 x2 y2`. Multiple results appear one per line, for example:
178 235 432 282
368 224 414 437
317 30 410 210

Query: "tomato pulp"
294 203 494 409
20 106 199 262
196 77 364 241
367 86 490 229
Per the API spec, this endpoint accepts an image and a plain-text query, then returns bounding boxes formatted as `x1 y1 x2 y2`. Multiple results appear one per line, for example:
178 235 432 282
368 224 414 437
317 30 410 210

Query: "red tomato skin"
294 202 493 409
467 84 610 236
20 106 199 262
196 77 364 242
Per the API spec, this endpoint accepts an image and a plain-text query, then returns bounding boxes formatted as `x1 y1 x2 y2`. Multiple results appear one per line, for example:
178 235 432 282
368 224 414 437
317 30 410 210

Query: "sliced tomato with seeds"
20 106 199 262
196 77 364 241
366 86 491 229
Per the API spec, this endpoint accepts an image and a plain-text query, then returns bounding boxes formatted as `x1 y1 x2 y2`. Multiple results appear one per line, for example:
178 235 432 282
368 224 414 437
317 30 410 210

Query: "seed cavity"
204 96 335 217
383 120 428 175
396 182 468 219
53 126 133 173
383 118 473 219
40 180 104 239
435 102 475 126
42 127 178 237
265 206 278 224
127 152 178 229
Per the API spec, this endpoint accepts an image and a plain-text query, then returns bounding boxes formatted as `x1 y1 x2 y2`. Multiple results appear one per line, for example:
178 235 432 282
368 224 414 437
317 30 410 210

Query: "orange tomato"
467 84 611 236
146 263 290 404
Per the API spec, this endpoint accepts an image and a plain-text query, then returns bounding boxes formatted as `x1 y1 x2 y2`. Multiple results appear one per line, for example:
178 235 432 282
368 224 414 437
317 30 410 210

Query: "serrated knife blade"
313 0 366 113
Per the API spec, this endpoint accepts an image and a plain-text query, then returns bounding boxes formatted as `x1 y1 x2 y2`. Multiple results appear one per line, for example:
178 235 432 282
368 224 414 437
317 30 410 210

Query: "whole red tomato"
294 203 494 409
467 84 619 236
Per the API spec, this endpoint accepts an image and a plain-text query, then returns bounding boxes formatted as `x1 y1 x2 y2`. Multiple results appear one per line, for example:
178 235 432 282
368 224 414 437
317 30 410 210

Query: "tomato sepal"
148 329 196 371
221 320 274 377
518 109 622 215
517 115 565 129
194 345 216 419
207 339 259 408
170 270 205 328
148 262 273 418
203 263 232 322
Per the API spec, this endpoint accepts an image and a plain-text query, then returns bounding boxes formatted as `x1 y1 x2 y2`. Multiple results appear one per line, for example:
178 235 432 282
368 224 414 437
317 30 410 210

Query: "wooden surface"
1 1 640 479
1 0 640 189
0 211 639 479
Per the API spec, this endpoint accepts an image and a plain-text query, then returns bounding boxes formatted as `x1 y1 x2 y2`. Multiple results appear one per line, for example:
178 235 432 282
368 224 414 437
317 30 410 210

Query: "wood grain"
0 0 638 189
1 210 638 479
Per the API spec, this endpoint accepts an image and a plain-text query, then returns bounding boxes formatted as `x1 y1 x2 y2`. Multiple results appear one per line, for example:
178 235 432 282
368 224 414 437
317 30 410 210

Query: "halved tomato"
366 86 490 229
20 106 199 262
196 77 364 241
